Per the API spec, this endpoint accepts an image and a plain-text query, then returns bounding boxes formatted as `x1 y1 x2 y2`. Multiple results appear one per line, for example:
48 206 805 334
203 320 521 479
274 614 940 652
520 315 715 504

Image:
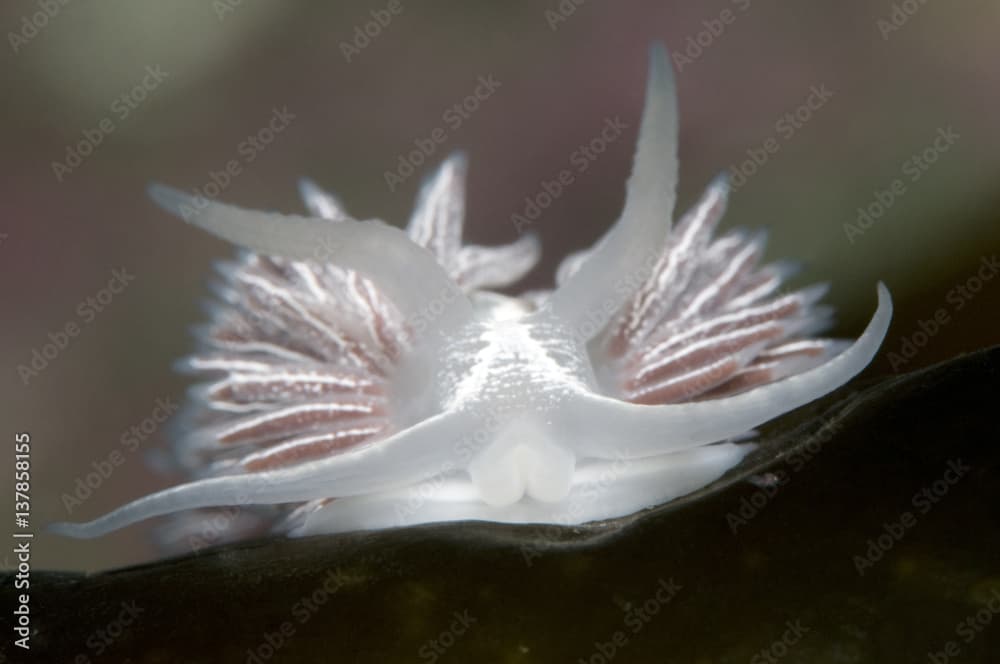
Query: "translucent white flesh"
288 442 751 535
560 284 892 458
147 184 474 342
49 43 894 544
49 409 480 538
547 44 679 338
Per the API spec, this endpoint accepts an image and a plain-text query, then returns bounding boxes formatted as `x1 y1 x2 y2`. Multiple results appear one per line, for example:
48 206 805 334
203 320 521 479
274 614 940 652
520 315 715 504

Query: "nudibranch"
52 45 892 543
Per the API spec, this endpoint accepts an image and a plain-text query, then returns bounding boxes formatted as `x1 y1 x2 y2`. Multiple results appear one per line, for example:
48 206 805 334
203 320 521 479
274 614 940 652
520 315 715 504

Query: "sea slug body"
51 44 892 544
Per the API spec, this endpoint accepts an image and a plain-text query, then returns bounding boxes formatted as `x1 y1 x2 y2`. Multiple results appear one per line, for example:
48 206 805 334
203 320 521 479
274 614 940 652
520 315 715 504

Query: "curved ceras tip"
52 43 894 542
560 283 893 458
407 151 542 291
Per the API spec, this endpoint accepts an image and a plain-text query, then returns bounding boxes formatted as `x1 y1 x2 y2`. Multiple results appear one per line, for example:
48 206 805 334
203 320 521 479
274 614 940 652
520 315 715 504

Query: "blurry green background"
1 0 998 571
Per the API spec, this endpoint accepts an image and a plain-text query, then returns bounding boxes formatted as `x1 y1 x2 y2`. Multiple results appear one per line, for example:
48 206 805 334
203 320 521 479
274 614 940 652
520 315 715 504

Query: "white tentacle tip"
708 171 731 193
147 182 214 225
441 150 468 172
47 521 93 539
841 281 893 375
874 281 893 325
649 41 669 74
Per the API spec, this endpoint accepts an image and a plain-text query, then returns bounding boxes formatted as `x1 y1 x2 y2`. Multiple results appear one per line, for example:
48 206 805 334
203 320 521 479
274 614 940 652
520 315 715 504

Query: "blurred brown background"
1 0 998 571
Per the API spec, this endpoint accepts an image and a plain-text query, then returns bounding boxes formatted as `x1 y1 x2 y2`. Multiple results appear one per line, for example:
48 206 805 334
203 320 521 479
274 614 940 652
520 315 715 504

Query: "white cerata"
52 45 892 544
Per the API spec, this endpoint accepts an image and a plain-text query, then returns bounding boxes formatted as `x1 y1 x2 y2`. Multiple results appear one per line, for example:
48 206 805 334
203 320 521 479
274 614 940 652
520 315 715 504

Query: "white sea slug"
52 45 892 543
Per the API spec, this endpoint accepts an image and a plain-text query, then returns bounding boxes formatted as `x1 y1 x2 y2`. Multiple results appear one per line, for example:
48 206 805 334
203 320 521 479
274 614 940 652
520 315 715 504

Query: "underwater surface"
5 346 998 662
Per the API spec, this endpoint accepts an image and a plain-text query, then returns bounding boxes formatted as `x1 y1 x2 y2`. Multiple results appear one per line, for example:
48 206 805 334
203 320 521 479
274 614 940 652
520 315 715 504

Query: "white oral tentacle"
562 284 892 458
547 43 679 338
147 184 475 348
49 409 480 539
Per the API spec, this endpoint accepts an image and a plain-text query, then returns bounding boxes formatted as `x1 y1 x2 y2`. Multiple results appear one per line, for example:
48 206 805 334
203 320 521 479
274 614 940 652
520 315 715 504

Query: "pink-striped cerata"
52 45 891 547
